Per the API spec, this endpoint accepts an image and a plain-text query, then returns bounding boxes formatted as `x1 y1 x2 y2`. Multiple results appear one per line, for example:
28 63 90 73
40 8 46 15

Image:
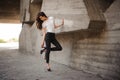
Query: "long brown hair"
36 12 47 30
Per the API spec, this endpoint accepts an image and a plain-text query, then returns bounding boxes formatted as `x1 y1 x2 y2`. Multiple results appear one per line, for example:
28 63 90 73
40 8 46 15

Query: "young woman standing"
36 12 64 71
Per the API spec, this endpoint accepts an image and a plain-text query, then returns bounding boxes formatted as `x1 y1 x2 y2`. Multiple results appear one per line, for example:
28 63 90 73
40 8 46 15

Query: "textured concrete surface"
70 0 120 80
0 43 102 80
42 0 89 33
19 0 89 66
0 0 20 23
19 0 120 80
20 0 42 22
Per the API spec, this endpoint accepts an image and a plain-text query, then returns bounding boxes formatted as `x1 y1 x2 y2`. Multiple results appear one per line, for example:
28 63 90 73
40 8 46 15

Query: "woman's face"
39 16 46 21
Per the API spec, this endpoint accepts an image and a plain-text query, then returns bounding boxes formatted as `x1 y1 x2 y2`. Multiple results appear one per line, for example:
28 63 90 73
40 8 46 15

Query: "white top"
42 16 55 33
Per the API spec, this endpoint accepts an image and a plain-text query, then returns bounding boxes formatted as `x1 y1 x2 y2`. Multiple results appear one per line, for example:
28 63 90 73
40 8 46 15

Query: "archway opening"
0 0 21 48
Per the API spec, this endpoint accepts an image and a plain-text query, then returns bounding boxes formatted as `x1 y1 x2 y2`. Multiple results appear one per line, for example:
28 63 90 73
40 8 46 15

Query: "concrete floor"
0 43 103 80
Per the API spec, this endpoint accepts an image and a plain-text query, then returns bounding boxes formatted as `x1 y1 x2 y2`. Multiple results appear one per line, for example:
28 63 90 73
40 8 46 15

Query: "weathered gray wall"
19 0 120 80
40 0 90 65
41 0 90 33
20 0 42 22
70 1 120 80
19 0 42 54
19 0 90 60
19 22 41 55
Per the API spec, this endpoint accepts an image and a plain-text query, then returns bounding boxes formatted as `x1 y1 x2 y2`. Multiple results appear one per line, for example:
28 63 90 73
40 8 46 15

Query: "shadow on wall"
57 21 107 40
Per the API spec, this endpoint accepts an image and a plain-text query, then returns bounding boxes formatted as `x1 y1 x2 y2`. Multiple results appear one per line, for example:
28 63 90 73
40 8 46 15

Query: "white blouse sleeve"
42 22 46 28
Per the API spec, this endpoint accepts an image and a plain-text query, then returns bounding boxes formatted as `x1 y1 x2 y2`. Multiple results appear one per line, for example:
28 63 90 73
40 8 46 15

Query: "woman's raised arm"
54 19 64 29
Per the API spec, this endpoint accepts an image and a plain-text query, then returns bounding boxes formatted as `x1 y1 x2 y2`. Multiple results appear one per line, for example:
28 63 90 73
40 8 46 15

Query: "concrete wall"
19 22 42 55
20 0 42 22
20 0 30 22
70 0 120 80
41 0 90 33
19 0 120 80
19 0 90 59
39 0 90 65
19 0 42 55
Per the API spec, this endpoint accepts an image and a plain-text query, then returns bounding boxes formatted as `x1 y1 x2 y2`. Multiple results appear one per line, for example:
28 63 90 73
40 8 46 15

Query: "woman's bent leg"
51 38 62 51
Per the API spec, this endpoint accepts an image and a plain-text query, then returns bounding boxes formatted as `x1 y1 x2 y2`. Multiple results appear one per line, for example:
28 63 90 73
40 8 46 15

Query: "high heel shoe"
40 48 46 54
47 68 52 72
40 50 43 54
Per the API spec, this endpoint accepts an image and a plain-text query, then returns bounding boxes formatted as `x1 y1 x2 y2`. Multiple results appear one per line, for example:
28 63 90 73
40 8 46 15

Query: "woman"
36 12 64 71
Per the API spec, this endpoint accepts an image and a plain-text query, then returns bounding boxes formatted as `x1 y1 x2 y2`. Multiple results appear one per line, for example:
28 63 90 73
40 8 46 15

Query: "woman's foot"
40 50 44 54
46 63 52 72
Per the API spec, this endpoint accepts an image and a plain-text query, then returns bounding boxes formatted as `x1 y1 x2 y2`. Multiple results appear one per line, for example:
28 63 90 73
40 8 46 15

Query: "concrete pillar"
19 0 42 54
19 24 33 53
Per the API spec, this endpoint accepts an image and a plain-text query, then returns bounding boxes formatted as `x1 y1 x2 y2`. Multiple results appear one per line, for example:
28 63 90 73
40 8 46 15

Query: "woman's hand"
54 19 64 28
61 19 64 26
41 42 44 48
